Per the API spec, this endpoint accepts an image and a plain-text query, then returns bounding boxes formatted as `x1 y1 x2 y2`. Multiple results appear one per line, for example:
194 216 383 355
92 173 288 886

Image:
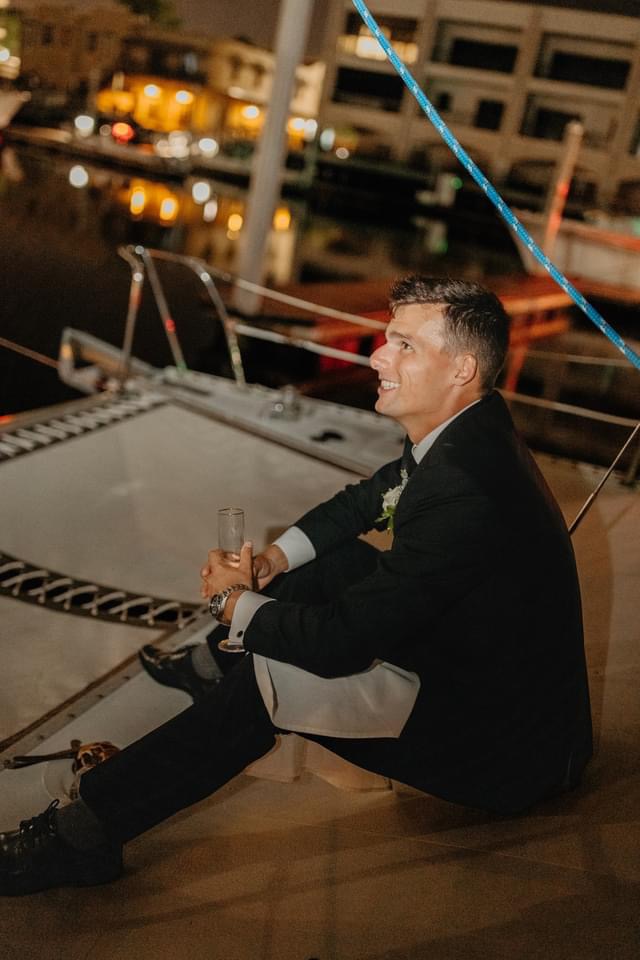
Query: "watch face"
209 593 224 617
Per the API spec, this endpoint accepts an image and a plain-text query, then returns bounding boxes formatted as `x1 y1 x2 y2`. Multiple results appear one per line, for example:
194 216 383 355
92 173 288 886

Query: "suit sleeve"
294 452 406 557
244 464 500 678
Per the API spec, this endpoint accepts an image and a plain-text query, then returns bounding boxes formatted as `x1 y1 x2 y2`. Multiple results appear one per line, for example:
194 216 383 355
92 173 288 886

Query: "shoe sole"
0 861 123 896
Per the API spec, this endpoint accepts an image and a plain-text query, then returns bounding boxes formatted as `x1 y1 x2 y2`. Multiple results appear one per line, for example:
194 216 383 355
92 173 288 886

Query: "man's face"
370 303 463 441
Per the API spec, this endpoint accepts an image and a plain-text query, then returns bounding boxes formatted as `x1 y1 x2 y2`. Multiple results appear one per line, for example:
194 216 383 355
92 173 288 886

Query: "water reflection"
0 142 23 182
1 143 523 280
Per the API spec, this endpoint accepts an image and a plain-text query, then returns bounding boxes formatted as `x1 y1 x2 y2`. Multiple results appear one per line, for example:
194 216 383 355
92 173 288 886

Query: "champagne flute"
218 506 244 558
217 507 247 653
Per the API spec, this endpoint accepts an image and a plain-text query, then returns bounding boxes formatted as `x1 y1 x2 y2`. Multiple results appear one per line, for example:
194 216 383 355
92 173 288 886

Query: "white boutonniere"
376 468 409 532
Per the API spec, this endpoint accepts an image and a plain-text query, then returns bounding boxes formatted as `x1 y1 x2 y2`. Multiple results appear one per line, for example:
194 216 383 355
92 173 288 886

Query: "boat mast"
537 119 584 269
233 0 315 316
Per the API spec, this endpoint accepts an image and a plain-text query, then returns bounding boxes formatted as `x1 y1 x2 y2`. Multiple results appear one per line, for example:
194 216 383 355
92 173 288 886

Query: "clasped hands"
199 542 288 602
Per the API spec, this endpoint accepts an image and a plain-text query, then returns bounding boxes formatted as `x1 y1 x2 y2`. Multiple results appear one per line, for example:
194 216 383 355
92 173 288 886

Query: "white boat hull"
516 210 640 290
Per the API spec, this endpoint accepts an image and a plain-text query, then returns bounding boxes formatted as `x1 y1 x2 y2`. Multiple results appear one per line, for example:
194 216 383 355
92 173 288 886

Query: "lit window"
319 128 335 151
198 137 219 157
203 198 218 222
167 131 190 158
273 207 291 231
304 119 318 141
184 53 198 74
129 188 146 216
160 197 179 222
69 165 89 188
74 115 95 136
192 181 211 204
355 33 385 61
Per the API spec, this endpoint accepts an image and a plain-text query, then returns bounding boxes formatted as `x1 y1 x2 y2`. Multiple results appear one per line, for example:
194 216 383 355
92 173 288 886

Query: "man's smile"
379 379 399 391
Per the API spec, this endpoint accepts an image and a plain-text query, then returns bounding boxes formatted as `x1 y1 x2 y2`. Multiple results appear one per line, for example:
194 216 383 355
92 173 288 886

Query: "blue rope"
351 0 640 371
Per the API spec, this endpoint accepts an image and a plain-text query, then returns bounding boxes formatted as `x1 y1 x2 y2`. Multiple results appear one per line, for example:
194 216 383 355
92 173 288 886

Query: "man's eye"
400 340 413 351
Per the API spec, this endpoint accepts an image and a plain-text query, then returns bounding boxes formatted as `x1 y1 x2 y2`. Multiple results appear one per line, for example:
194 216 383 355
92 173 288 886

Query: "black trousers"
80 540 380 844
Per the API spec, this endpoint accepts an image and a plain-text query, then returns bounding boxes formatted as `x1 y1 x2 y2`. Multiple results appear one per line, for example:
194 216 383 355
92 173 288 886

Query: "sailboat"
514 122 640 292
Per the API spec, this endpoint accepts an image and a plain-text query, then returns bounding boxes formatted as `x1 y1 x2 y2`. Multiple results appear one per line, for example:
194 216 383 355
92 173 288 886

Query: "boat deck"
0 392 638 959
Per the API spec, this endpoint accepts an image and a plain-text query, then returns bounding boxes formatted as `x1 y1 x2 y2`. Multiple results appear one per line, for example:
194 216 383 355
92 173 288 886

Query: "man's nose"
370 343 387 370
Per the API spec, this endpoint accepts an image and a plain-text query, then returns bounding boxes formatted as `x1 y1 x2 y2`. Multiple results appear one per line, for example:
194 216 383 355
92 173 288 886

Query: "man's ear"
453 353 478 386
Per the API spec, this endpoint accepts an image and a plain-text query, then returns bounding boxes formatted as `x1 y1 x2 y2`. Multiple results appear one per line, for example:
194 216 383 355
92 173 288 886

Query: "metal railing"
114 245 639 484
116 245 385 390
501 390 639 486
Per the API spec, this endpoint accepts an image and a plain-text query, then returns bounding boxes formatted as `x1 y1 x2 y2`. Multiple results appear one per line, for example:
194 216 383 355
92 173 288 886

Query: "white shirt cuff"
228 590 274 645
273 526 316 571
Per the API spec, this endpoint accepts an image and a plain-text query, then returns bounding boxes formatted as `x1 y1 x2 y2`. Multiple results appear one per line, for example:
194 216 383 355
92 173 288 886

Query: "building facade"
8 1 137 95
318 0 640 210
96 29 324 151
7 2 325 160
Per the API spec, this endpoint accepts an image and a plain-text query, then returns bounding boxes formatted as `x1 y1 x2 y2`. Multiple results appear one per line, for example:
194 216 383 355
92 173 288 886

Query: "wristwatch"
208 583 251 622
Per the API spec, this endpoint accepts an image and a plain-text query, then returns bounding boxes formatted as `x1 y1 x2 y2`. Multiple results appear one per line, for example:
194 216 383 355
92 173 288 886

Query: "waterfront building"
7 1 137 99
96 29 324 156
95 28 221 142
317 0 640 212
6 2 323 157
207 37 324 154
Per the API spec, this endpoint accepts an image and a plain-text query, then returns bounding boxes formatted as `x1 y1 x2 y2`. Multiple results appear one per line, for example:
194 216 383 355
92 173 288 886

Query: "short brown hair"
389 276 510 391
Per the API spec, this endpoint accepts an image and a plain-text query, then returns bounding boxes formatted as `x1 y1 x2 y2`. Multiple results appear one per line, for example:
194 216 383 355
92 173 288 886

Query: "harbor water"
0 141 522 415
1 140 638 474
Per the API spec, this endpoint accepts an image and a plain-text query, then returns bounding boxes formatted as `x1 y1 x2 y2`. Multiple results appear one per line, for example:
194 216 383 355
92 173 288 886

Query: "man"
0 277 592 896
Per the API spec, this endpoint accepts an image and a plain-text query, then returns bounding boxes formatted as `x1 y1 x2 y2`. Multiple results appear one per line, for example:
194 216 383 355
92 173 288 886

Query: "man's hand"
200 542 255 599
252 543 289 590
199 542 288 598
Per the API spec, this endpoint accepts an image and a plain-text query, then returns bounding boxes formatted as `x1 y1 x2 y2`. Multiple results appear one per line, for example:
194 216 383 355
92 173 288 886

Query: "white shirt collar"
411 398 482 465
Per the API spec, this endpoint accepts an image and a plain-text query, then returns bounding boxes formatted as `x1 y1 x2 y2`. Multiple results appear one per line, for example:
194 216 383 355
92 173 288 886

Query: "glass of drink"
216 507 246 653
218 506 244 558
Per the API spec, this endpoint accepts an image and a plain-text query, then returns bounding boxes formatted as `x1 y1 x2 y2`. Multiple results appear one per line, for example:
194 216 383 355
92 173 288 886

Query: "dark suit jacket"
245 392 593 813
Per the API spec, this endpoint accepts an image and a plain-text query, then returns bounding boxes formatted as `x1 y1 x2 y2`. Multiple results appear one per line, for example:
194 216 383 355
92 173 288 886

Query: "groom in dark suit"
0 277 592 895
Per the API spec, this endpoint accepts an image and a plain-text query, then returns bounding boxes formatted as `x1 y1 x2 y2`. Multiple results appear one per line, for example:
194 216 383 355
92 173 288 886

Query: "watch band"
209 583 251 621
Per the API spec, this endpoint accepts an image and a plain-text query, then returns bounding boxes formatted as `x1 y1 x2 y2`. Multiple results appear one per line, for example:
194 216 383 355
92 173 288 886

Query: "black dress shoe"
139 643 218 702
0 801 122 896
